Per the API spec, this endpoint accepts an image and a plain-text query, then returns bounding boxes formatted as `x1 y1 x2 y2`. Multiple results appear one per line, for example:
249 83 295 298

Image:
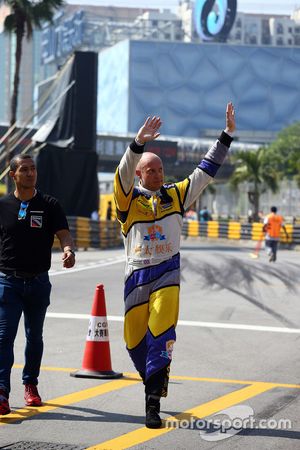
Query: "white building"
229 12 299 46
134 9 183 41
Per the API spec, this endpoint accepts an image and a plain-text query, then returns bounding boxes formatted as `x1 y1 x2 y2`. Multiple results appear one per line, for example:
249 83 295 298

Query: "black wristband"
129 139 145 154
219 130 233 147
67 249 75 256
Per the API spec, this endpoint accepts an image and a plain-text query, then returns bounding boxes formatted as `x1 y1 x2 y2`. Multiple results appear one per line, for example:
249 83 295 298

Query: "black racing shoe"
145 405 162 429
145 396 161 429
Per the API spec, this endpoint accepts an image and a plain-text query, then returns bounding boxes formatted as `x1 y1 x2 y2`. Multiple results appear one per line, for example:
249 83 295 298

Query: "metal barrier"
182 221 300 245
53 217 123 250
53 218 300 250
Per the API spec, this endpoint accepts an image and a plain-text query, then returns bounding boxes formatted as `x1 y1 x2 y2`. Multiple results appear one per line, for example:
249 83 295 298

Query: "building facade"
1 2 300 136
97 39 300 142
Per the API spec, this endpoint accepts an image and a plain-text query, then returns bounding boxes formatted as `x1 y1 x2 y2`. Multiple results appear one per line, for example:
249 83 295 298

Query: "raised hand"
226 102 235 133
136 116 162 144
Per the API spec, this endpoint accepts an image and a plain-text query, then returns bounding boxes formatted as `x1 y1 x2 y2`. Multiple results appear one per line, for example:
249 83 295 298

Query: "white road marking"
45 313 300 334
47 255 299 334
49 257 125 276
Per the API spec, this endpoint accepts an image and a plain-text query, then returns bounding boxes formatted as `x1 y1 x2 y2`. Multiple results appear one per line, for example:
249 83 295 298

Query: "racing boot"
145 394 162 429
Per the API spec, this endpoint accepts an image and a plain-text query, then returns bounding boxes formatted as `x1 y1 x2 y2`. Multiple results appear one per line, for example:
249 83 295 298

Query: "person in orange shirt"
263 206 288 262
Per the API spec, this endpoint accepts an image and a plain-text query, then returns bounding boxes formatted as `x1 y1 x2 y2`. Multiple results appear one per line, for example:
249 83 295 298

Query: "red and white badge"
30 215 43 228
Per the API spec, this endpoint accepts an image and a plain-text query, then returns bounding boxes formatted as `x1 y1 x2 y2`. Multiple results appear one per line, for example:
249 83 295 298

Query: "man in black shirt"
0 154 75 415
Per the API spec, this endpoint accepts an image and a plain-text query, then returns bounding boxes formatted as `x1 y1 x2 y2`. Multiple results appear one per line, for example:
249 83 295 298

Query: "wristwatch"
67 249 76 256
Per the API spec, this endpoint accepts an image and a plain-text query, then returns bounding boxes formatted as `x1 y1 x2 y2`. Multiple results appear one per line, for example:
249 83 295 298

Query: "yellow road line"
13 366 300 389
125 372 300 389
167 374 300 389
13 364 77 372
0 376 139 426
86 382 276 450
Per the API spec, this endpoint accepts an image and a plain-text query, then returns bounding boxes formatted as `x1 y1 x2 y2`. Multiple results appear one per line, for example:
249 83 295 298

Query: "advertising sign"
194 0 237 42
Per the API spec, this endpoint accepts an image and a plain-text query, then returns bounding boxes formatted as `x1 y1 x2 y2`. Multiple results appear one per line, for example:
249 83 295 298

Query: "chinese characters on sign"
41 10 85 65
87 316 109 342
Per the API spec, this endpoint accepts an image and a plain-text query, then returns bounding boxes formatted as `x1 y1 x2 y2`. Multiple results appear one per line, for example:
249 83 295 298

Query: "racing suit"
114 131 233 398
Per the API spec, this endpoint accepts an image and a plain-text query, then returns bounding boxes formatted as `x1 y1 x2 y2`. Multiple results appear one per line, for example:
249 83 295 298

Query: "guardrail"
53 217 123 250
53 218 300 251
182 220 300 245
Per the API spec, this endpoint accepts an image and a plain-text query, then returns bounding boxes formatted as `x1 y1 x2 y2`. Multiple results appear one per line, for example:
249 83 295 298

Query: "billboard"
194 0 237 42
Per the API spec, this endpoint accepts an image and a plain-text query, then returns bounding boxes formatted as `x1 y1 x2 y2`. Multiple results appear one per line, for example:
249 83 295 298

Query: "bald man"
114 104 235 428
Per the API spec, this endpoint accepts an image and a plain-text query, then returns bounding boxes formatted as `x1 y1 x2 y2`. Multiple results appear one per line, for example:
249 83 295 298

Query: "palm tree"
267 121 300 187
1 0 64 192
229 147 279 221
1 0 64 127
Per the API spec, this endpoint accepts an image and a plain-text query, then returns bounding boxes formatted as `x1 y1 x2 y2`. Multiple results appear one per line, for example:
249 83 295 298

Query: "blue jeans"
265 239 279 260
0 272 51 394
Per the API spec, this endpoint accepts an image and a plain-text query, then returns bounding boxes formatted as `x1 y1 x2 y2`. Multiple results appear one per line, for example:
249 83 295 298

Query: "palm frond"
3 14 16 32
32 0 65 27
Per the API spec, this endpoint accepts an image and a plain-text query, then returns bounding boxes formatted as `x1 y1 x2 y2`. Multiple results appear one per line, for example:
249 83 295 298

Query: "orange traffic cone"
70 284 123 379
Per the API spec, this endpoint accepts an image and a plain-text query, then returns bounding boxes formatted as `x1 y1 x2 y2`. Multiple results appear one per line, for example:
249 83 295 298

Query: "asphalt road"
1 239 300 449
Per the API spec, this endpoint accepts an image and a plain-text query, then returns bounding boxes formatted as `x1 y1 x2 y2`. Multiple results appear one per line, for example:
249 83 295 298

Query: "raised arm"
180 102 236 210
115 116 162 195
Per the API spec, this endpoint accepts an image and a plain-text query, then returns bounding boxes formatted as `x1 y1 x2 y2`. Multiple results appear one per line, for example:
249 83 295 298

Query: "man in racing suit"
114 103 235 428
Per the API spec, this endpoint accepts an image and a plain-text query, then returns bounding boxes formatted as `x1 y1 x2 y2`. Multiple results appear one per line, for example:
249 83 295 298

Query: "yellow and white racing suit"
114 131 233 397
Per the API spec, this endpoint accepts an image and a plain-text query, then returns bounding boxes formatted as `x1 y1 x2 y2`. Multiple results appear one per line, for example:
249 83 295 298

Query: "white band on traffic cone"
87 316 109 341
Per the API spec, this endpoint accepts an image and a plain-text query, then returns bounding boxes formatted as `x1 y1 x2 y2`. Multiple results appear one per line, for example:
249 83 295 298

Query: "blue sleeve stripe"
198 158 220 178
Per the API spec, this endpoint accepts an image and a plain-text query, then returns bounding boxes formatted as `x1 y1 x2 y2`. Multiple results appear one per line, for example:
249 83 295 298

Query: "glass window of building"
276 23 284 34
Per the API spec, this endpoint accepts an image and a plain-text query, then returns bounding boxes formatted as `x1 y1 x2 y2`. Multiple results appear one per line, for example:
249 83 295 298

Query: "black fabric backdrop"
35 52 99 217
36 145 98 217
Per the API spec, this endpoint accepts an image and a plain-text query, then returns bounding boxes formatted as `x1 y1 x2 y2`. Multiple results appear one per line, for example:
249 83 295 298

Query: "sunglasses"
18 201 29 220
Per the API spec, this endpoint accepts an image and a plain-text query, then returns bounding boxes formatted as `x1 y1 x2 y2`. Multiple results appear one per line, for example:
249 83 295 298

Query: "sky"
66 1 300 16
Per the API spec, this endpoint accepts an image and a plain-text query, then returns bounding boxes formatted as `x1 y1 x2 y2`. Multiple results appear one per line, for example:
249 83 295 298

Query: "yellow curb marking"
167 374 300 389
12 366 300 389
7 365 299 449
0 376 139 425
86 382 276 450
13 364 79 372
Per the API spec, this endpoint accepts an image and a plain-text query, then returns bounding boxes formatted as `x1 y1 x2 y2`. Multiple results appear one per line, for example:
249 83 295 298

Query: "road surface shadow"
181 254 299 328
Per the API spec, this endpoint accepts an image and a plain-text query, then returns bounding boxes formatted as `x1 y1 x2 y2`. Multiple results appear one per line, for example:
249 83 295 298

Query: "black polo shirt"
0 191 69 273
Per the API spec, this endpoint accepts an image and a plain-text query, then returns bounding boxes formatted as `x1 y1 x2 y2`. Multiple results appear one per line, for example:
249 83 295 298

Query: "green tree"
1 0 64 127
1 0 64 191
229 147 279 221
267 121 300 186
